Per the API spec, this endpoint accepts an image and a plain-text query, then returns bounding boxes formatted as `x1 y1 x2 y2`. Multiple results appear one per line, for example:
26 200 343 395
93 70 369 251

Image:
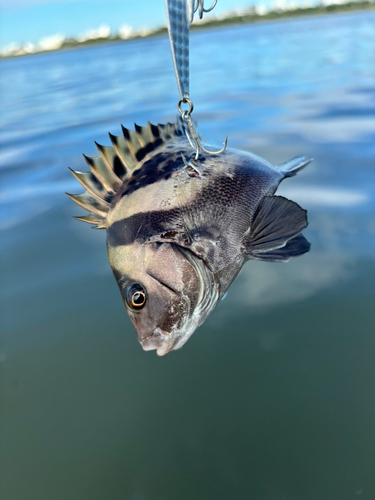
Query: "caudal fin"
275 156 312 178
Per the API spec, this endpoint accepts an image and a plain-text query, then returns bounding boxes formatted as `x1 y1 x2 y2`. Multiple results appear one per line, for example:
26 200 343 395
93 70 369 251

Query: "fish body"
68 121 311 355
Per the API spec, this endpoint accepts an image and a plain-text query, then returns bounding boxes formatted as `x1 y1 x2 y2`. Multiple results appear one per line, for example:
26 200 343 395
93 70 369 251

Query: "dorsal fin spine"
148 121 161 142
121 126 141 163
167 122 176 138
94 142 126 184
134 123 146 147
74 213 106 229
157 124 168 141
82 154 117 193
108 133 128 170
66 192 109 217
68 168 108 201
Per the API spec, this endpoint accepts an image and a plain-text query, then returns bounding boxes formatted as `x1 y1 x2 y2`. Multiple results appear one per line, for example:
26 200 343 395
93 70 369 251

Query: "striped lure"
68 120 311 355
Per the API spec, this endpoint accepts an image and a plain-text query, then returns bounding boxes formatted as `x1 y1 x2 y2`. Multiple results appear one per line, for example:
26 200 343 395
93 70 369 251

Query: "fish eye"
126 284 147 311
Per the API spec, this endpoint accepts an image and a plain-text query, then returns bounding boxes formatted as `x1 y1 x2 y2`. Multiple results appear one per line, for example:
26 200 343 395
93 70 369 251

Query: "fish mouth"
140 328 171 356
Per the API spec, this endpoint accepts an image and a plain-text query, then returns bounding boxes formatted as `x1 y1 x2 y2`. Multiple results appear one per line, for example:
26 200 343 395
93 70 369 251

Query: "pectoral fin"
244 196 310 261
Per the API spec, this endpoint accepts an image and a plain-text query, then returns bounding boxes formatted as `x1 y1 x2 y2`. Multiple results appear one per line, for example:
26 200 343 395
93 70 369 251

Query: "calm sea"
1 11 375 500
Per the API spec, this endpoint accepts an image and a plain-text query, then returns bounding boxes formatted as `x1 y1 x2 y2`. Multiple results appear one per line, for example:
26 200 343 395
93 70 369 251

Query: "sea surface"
1 11 375 500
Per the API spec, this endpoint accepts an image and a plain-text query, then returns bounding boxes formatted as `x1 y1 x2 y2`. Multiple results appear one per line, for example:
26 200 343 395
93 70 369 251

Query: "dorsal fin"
67 121 185 228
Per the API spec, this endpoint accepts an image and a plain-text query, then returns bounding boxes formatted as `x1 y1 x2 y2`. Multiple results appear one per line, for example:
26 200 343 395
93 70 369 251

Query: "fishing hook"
193 0 218 20
178 97 228 160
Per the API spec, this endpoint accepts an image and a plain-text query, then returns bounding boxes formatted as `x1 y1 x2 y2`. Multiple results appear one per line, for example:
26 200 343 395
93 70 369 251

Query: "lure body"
68 121 311 355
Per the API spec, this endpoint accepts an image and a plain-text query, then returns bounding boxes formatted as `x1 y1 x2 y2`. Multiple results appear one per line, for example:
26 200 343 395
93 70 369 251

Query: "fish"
67 120 311 356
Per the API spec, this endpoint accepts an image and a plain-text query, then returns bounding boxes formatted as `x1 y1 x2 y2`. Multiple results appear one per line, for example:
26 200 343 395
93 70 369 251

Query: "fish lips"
141 328 171 356
130 306 188 356
127 305 183 356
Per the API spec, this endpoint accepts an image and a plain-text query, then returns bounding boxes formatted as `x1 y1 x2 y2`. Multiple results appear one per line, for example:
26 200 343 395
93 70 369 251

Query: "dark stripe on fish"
107 204 230 251
109 168 260 248
108 207 186 247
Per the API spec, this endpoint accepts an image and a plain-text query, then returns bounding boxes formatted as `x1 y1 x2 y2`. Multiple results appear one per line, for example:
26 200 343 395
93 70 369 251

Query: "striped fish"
67 120 311 355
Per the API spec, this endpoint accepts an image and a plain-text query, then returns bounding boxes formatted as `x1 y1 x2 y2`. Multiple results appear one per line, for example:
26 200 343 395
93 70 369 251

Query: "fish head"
108 240 219 355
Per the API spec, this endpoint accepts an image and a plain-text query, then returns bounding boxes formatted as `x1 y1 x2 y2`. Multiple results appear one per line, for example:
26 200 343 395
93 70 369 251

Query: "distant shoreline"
1 2 374 60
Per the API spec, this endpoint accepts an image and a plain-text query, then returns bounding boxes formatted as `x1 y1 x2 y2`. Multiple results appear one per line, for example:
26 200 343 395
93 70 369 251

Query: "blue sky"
0 0 277 47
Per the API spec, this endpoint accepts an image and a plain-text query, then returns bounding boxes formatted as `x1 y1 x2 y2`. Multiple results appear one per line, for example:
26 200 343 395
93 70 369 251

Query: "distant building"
38 34 66 51
119 24 133 40
78 24 111 43
254 4 268 15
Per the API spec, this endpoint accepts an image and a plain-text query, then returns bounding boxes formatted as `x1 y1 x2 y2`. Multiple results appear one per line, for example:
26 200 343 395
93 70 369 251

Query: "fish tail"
275 156 312 178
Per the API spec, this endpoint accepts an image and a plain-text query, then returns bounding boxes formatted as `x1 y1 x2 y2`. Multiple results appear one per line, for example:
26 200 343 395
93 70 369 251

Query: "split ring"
178 97 194 116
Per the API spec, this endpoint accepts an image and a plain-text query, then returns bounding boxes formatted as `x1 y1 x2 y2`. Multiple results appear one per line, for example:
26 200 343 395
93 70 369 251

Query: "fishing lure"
67 0 311 355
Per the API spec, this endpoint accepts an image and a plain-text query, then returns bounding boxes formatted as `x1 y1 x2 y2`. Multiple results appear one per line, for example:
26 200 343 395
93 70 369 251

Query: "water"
1 11 375 500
